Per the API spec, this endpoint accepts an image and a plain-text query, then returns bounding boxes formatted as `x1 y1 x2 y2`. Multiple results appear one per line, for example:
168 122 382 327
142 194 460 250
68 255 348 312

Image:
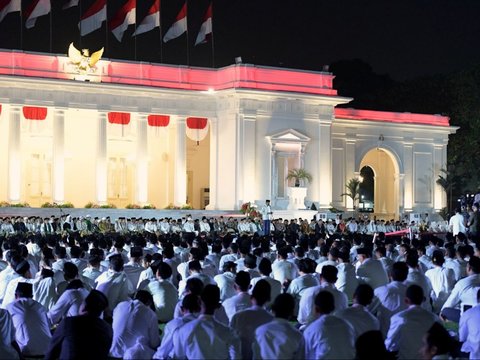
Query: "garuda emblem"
68 42 104 75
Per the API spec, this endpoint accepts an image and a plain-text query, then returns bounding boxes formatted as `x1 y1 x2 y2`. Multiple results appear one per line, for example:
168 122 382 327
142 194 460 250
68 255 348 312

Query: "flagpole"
49 3 52 53
19 5 23 51
105 1 108 57
158 0 163 63
185 0 189 66
134 2 137 61
210 2 215 68
79 0 82 49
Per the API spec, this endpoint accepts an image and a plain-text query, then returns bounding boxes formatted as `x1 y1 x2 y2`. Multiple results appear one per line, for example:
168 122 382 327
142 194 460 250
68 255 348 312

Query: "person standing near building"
467 203 480 242
260 200 273 236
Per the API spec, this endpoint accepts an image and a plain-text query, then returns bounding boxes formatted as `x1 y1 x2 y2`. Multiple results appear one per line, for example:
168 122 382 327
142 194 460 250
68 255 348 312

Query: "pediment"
268 128 310 144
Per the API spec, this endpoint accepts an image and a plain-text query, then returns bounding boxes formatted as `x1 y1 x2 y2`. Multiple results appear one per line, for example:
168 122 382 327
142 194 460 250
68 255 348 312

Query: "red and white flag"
0 0 21 24
62 0 78 10
24 0 50 29
79 0 106 36
163 2 186 43
110 0 136 42
195 2 212 46
132 0 159 36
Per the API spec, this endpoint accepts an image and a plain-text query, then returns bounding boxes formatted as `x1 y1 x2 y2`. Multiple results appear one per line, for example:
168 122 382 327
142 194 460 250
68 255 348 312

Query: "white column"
345 139 356 209
174 117 187 206
206 117 218 210
52 108 65 204
136 114 148 205
403 143 414 211
433 144 445 210
96 111 107 205
8 106 21 203
318 119 333 209
241 113 257 203
270 144 277 201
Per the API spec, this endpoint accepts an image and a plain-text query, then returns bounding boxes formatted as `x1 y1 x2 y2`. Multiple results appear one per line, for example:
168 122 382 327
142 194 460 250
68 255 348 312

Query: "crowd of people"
0 201 479 359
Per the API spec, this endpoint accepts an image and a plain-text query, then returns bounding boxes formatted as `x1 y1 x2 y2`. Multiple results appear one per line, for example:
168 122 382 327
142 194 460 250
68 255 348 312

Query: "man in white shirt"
303 290 355 359
154 293 200 359
222 271 252 322
405 251 433 312
356 247 389 289
441 256 480 322
95 254 134 318
123 247 145 290
173 285 241 359
385 285 439 360
230 279 273 359
459 288 480 359
272 247 298 285
177 260 215 297
252 293 304 359
146 262 178 323
337 283 379 340
449 207 467 236
110 290 160 358
0 307 20 359
287 258 319 316
7 282 51 357
297 265 348 325
260 200 273 236
2 259 33 309
336 249 359 301
214 261 237 301
250 258 282 309
371 261 409 336
48 279 89 325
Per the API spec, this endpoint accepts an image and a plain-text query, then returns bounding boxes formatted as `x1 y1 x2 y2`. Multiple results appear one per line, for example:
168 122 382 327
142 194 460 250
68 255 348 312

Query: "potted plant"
286 168 312 187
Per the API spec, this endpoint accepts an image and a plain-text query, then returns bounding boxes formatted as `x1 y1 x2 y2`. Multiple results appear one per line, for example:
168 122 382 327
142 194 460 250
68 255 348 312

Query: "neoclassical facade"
0 50 457 217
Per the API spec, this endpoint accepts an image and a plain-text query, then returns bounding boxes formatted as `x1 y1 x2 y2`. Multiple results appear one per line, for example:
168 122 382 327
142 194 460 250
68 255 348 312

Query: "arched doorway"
359 148 399 219
359 166 374 213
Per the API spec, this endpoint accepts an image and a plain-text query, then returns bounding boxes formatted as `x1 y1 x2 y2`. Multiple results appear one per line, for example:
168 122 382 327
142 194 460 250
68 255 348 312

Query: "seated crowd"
0 210 478 359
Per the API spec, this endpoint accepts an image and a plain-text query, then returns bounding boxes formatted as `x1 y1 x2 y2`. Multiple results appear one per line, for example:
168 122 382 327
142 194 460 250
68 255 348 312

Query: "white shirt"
146 279 178 323
459 304 480 359
252 318 304 360
303 314 355 360
406 268 433 311
32 277 57 310
2 277 34 309
445 258 467 282
123 262 145 291
449 213 467 235
95 270 134 315
297 283 348 325
154 313 198 359
250 275 282 308
335 262 359 300
230 305 273 359
214 272 237 301
425 266 456 311
271 259 298 284
222 292 252 322
385 305 439 360
336 304 380 339
372 281 408 336
0 267 18 303
0 309 18 359
356 258 389 289
442 274 480 314
173 314 241 359
178 272 215 297
110 299 161 358
7 298 51 356
47 288 89 325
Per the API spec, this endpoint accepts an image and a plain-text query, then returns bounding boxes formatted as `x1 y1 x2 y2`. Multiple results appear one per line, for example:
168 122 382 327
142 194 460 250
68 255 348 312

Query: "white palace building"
0 49 457 218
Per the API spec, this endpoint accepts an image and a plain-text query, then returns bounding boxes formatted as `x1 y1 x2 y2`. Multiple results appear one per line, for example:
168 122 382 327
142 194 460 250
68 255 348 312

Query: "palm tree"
286 168 313 187
436 168 456 215
341 178 362 210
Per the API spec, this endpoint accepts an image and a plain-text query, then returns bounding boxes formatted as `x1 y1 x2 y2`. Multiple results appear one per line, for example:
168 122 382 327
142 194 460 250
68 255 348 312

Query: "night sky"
0 0 479 81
